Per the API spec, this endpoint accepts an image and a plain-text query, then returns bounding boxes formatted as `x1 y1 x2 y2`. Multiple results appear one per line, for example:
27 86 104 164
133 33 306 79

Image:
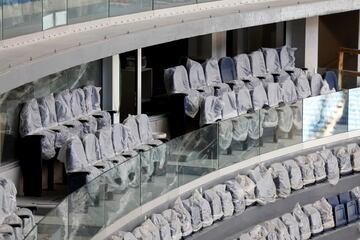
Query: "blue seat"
346 200 358 223
334 204 347 227
219 57 237 83
323 71 338 91
327 196 340 208
339 192 351 205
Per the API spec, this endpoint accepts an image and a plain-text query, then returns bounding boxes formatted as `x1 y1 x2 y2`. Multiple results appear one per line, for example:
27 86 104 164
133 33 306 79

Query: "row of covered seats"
108 141 360 240
237 197 335 240
0 178 36 240
164 46 334 131
19 85 114 196
59 114 166 194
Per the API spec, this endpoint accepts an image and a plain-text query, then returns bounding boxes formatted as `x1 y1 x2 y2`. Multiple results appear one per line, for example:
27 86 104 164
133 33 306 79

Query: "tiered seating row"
0 178 36 240
110 141 360 240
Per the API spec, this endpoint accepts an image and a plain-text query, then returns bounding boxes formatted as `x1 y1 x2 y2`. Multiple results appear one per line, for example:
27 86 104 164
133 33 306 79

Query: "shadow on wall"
0 60 102 166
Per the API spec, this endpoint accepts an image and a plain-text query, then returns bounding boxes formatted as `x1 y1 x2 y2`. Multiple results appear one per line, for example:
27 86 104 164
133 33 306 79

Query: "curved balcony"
20 86 360 239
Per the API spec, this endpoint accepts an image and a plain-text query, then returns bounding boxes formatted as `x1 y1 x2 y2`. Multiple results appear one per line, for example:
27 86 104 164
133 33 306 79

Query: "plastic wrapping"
333 146 352 175
0 224 15 240
263 221 279 240
269 163 291 198
248 164 277 205
81 115 98 134
313 198 334 230
203 58 223 86
221 91 238 120
347 143 360 172
283 160 304 190
292 203 311 240
248 110 265 140
307 153 326 182
234 54 253 79
212 184 234 217
263 108 279 128
277 105 294 133
203 189 224 221
249 79 269 110
319 149 339 185
70 88 87 117
151 214 171 240
133 219 161 240
295 156 315 185
37 93 58 128
249 225 269 240
199 96 224 126
183 190 213 231
249 50 267 78
161 209 182 240
278 74 298 104
281 213 300 240
58 136 88 173
310 73 324 97
235 175 257 206
83 85 102 113
110 231 137 240
291 69 311 99
0 178 17 216
279 46 297 72
186 59 208 89
239 232 252 240
82 134 101 164
172 197 192 237
219 120 233 151
291 102 302 131
262 48 282 74
19 98 43 137
136 114 162 146
266 82 283 107
270 218 291 240
225 179 246 214
15 208 35 237
302 204 323 234
234 81 253 114
96 127 116 160
232 115 249 142
55 89 74 123
39 130 57 160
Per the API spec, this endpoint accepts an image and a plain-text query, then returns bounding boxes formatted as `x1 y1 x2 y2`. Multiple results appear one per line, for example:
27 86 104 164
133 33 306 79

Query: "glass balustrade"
23 86 360 239
0 0 220 39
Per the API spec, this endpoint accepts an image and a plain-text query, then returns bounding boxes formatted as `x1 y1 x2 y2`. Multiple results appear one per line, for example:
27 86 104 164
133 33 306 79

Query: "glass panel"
166 124 219 186
43 0 67 30
140 144 178 204
104 157 141 226
25 198 68 239
153 0 196 10
260 101 303 154
67 174 106 238
2 0 42 39
303 91 348 142
219 111 260 169
109 0 151 17
348 87 360 131
68 0 108 24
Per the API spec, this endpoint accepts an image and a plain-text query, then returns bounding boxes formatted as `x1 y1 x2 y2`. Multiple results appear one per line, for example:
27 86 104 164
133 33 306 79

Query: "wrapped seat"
235 175 257 206
281 213 300 240
186 59 214 96
133 219 161 240
248 164 277 205
224 179 246 214
347 143 360 172
248 225 268 240
204 188 224 221
302 204 323 234
309 73 333 97
110 231 137 240
270 218 291 240
248 110 265 140
323 71 338 92
319 149 339 185
212 184 234 217
219 120 233 151
307 153 326 182
182 190 213 231
295 156 315 185
269 163 291 198
161 209 182 240
292 203 311 240
263 108 279 128
333 146 352 175
172 198 192 237
232 115 249 142
233 80 253 114
282 160 304 190
199 96 224 126
246 78 269 111
313 198 335 230
221 91 238 120
202 58 231 95
151 214 171 240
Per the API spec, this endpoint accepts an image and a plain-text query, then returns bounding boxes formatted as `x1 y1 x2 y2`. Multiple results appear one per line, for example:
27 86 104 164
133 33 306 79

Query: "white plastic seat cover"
262 48 282 75
249 225 268 240
161 209 182 240
292 203 311 240
221 91 238 120
333 146 352 175
279 46 297 72
199 96 224 126
19 98 43 137
232 115 249 142
233 54 253 80
310 73 324 97
172 197 192 237
82 133 102 165
55 89 74 123
110 231 137 240
235 175 257 206
133 219 161 240
347 143 360 171
281 213 300 240
302 204 323 234
151 214 171 240
96 127 116 160
219 120 233 151
295 156 315 185
269 163 291 198
248 79 269 110
212 184 234 217
224 179 246 214
270 218 291 240
283 160 304 190
278 73 297 104
263 108 279 128
186 59 214 95
233 80 253 114
248 164 277 205
38 93 58 128
70 88 87 118
313 198 335 230
248 110 265 140
203 189 224 221
319 149 339 185
277 105 294 133
290 68 311 99
307 153 326 182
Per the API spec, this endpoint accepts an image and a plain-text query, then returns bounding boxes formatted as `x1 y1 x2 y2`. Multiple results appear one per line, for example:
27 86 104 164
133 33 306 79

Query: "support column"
137 48 142 115
112 55 120 123
305 16 319 73
212 31 227 59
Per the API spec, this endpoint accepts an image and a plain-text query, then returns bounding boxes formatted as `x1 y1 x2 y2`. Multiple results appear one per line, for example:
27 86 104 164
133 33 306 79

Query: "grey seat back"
96 127 116 160
19 98 43 137
279 46 297 71
60 136 89 173
112 123 130 155
70 88 87 117
55 89 74 123
187 59 207 89
234 54 253 79
38 93 58 128
124 115 142 148
262 48 282 74
164 66 190 94
82 133 102 164
135 114 153 144
249 50 267 78
83 85 102 114
203 58 222 86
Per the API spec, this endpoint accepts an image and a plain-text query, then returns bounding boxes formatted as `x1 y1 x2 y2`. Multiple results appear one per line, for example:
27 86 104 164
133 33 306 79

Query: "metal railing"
338 47 360 89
